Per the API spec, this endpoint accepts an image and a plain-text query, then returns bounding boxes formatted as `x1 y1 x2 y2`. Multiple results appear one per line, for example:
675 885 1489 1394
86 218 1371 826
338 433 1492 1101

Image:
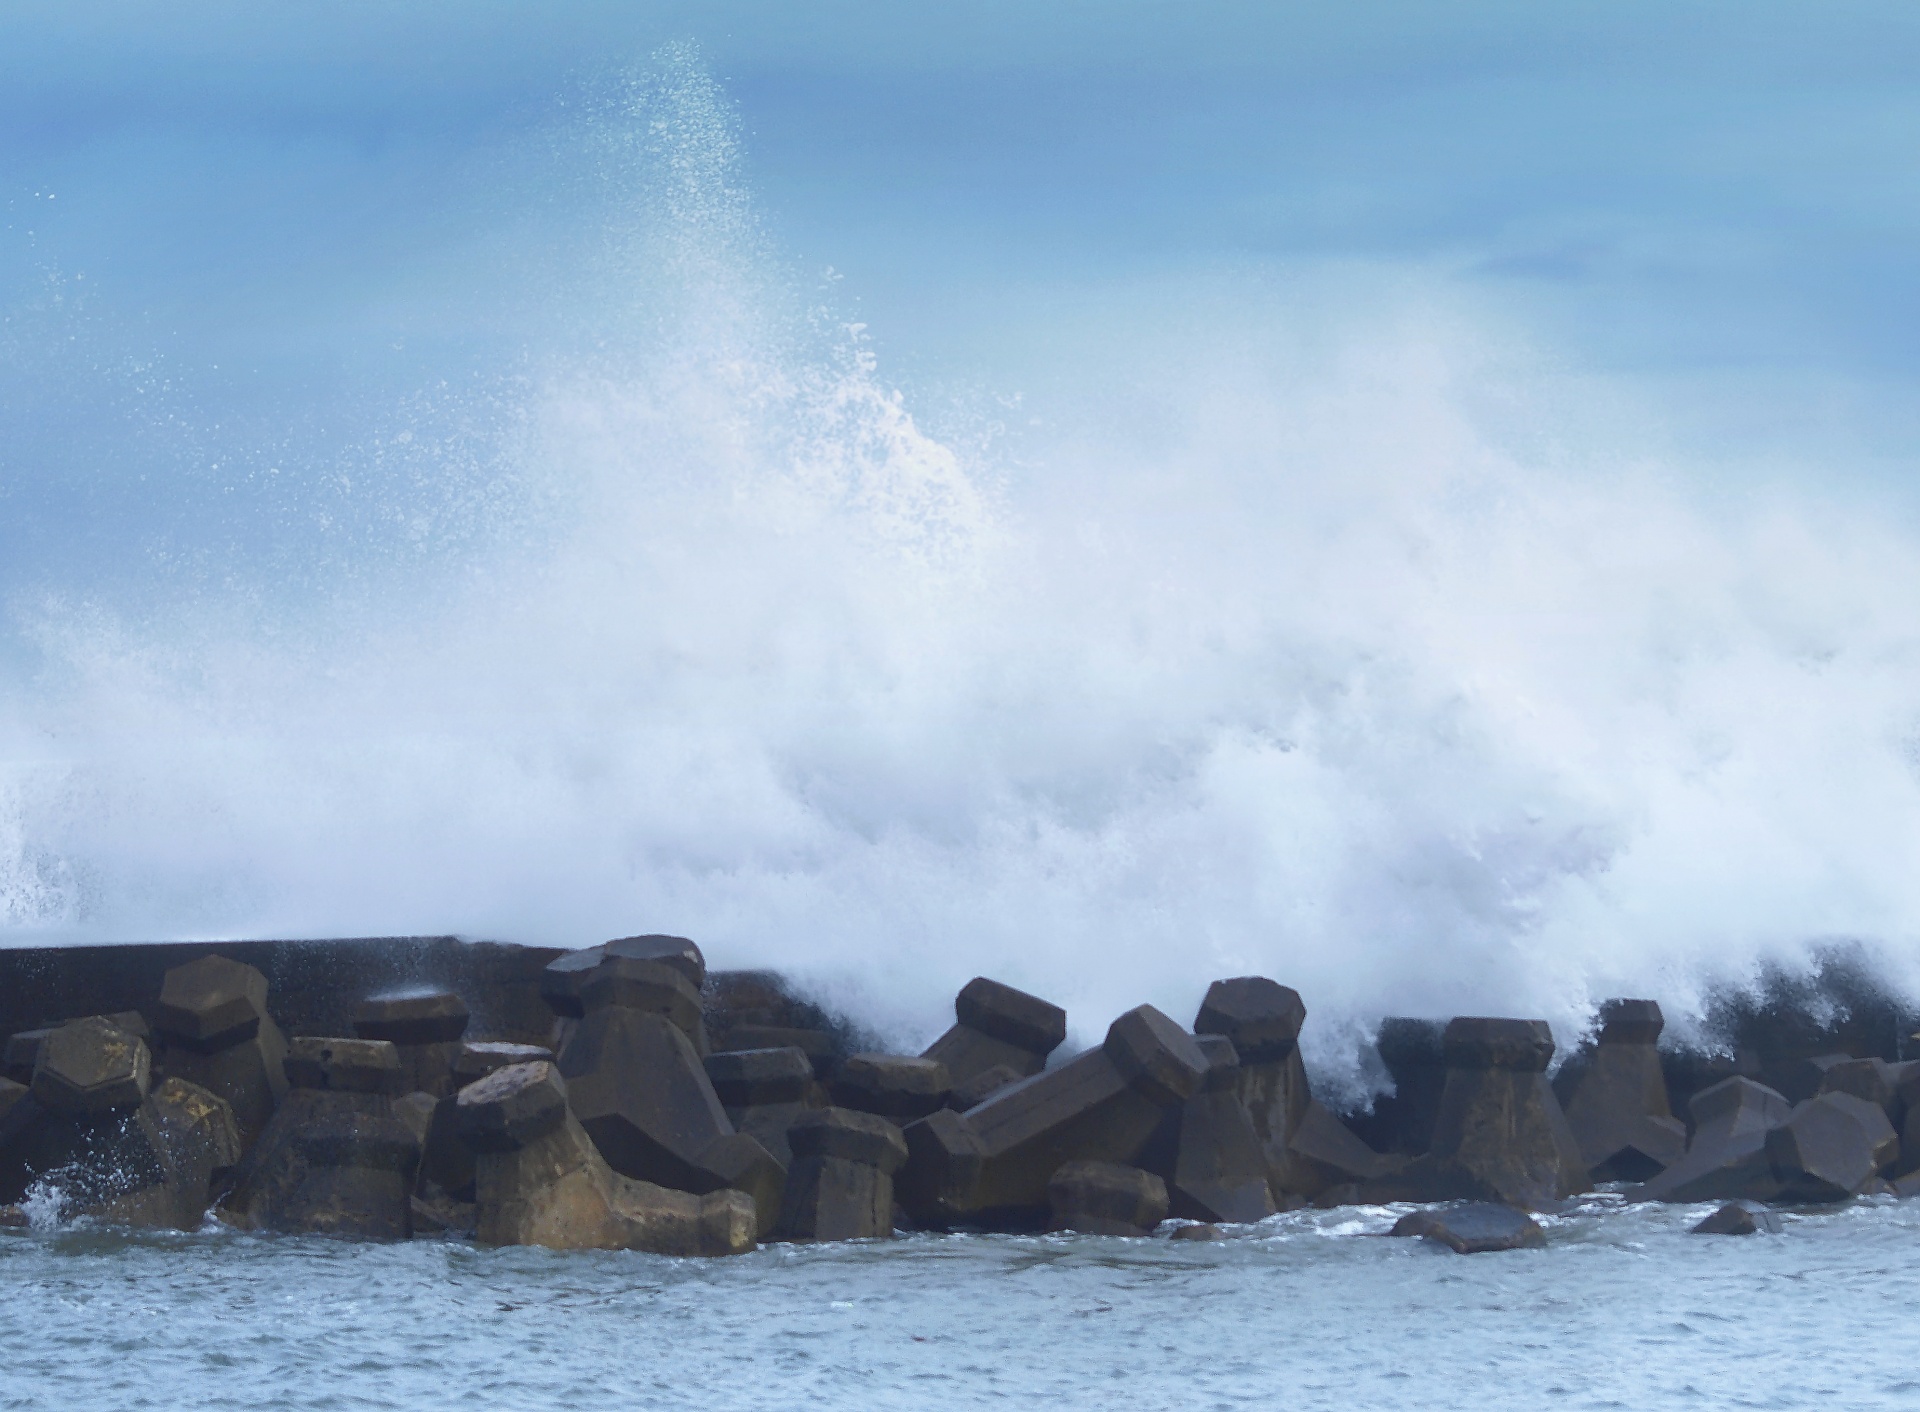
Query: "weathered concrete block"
283 1037 405 1095
1195 977 1306 1063
393 1091 438 1150
1365 1018 1587 1210
707 1047 822 1166
1138 1036 1275 1224
832 1054 951 1122
921 977 1066 1086
778 1107 907 1241
1818 1056 1901 1123
2 1027 53 1084
1194 979 1313 1201
950 1064 1023 1111
899 1005 1204 1228
353 993 470 1098
0 1075 240 1228
1279 1100 1401 1201
542 935 706 1018
1774 1053 1854 1104
452 1041 553 1088
456 1060 570 1152
0 1076 24 1126
558 1008 783 1228
1766 1092 1898 1202
463 1061 751 1256
1693 1201 1783 1234
223 1041 419 1238
353 993 469 1048
558 1007 728 1188
1390 1202 1544 1253
32 1017 151 1115
1047 1160 1168 1236
1555 999 1685 1182
155 955 270 1052
1640 1076 1792 1203
157 1018 289 1151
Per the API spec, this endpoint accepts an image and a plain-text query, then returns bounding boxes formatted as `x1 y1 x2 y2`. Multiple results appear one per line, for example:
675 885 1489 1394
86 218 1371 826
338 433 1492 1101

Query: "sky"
5 3 1920 1048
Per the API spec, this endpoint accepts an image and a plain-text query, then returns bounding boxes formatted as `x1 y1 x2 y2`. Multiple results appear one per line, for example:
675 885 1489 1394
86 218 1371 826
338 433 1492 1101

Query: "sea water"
5 1196 1915 1411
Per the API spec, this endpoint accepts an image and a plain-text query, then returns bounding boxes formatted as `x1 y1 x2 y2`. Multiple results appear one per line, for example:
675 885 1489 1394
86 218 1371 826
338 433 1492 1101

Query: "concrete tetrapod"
222 1037 419 1239
153 954 289 1151
778 1107 908 1241
1193 978 1311 1201
1048 1160 1169 1236
558 1007 784 1236
1366 1019 1588 1210
1138 1035 1275 1224
353 992 470 1098
898 1004 1206 1229
831 1054 952 1122
1639 1077 1791 1203
706 1047 823 1166
1766 1092 1898 1202
458 1062 754 1255
0 1019 240 1229
921 977 1067 1086
1554 1000 1686 1182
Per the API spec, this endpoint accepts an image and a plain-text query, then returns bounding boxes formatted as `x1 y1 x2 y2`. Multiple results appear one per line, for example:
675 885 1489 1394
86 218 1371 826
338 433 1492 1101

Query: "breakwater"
3 935 1917 1248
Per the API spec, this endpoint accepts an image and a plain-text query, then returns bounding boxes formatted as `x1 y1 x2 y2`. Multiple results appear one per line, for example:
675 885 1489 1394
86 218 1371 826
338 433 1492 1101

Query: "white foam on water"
4 48 1920 1081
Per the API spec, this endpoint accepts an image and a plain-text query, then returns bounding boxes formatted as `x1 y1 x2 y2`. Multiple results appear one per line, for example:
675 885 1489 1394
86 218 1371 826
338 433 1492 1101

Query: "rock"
156 955 271 1051
1194 978 1312 1202
460 1061 751 1255
353 993 470 1098
1168 1222 1223 1241
1047 1160 1169 1236
832 1054 952 1122
1138 1035 1276 1224
32 1017 151 1114
452 1042 553 1088
949 1064 1024 1110
922 977 1067 1087
1640 1077 1792 1203
779 1107 909 1241
1390 1202 1544 1253
222 1038 420 1239
283 1037 406 1095
707 1047 824 1165
557 1007 785 1233
1364 1018 1587 1211
1692 1201 1783 1234
1555 999 1686 1182
898 1005 1205 1229
0 1076 240 1228
1766 1092 1898 1202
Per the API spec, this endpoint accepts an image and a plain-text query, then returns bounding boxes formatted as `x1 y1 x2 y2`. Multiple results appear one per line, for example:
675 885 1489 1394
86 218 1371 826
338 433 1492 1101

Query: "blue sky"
4 1 1920 593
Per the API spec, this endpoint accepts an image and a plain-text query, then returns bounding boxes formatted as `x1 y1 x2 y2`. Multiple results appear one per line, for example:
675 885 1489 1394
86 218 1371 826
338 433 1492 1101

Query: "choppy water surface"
5 1197 1916 1411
